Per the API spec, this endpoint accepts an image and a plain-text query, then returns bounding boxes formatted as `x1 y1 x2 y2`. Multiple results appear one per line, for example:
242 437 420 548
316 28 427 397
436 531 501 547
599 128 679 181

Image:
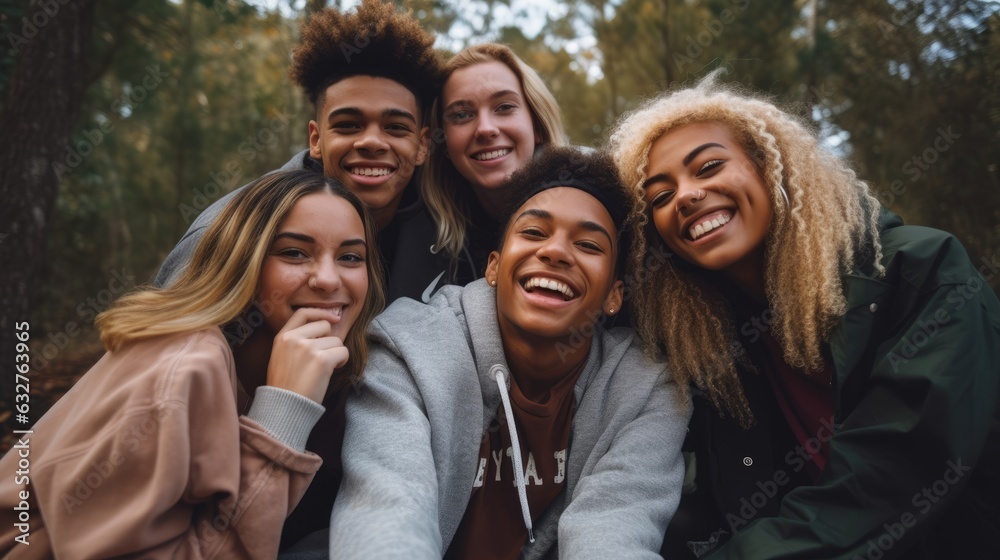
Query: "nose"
309 255 343 292
676 181 705 215
535 233 574 267
354 124 389 153
474 112 499 141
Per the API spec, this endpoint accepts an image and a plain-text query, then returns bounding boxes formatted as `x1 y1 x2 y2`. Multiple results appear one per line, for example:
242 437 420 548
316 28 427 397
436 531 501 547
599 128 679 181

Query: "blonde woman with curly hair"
0 170 385 558
608 74 1000 559
421 43 569 285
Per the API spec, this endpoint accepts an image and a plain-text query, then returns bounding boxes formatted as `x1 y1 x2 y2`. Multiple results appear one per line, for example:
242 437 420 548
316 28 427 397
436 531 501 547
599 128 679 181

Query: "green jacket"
670 213 1000 559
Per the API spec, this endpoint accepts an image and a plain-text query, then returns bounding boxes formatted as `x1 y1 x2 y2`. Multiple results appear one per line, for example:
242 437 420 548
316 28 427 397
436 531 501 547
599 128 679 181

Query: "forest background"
1 0 999 440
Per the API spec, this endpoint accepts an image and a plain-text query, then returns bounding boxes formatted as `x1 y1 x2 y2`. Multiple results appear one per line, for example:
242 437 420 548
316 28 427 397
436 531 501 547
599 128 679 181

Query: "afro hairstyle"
498 146 637 278
290 0 442 113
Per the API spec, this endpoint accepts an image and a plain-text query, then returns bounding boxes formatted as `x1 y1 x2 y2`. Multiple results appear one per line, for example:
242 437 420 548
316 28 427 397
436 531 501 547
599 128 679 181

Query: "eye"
331 120 361 132
648 189 675 208
496 102 517 113
386 122 412 134
576 240 605 253
447 110 474 123
697 159 724 176
275 247 308 259
520 226 546 238
338 252 367 265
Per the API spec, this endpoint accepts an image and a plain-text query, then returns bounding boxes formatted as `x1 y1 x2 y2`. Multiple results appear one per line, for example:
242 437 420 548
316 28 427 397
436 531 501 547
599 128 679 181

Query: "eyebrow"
683 142 725 165
444 89 521 113
326 107 417 124
274 232 368 249
514 208 614 245
642 142 726 190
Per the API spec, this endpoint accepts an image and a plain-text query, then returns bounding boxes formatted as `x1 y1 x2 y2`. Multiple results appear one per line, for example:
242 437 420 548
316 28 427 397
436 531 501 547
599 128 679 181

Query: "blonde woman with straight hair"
0 170 385 559
609 73 1000 559
421 43 569 282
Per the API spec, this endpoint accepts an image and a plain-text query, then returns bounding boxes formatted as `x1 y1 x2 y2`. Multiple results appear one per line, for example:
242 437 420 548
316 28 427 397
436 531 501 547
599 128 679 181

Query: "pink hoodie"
0 328 321 558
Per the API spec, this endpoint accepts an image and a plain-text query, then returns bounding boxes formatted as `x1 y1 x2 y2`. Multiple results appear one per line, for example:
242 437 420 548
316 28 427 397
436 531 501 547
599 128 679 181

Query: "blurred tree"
0 0 98 400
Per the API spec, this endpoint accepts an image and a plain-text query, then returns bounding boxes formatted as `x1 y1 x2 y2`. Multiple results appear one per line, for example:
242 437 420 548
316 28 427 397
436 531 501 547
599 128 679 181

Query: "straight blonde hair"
97 170 386 389
422 43 569 265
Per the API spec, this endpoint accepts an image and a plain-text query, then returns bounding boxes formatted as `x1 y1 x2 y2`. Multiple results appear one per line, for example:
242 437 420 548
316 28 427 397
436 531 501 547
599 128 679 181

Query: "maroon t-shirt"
758 329 834 482
445 369 581 560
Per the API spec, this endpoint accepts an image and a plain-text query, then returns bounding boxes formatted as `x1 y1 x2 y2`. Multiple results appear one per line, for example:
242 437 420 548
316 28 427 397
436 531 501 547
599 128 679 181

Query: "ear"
415 125 430 166
485 251 501 287
308 120 322 159
603 279 624 315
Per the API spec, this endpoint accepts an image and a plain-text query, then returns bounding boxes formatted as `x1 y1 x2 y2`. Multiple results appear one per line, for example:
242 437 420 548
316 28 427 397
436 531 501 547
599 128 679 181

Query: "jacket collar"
829 207 903 415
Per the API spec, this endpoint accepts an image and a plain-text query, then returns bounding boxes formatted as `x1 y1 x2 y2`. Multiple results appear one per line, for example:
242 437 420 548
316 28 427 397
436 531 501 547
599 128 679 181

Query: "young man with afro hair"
153 0 450 552
156 0 452 304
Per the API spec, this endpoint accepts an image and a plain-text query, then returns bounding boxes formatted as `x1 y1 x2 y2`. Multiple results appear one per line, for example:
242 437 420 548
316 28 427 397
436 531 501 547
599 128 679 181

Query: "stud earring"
490 280 496 286
608 307 615 314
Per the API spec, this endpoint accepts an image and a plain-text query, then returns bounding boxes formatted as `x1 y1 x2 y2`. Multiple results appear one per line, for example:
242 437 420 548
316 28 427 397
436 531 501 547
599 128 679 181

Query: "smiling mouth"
292 305 346 321
472 148 511 161
348 166 394 177
521 276 576 301
687 210 733 240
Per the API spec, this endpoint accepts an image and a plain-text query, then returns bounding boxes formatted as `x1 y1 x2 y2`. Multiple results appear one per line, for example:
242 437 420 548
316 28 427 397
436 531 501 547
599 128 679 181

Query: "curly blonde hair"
422 43 569 264
608 73 884 425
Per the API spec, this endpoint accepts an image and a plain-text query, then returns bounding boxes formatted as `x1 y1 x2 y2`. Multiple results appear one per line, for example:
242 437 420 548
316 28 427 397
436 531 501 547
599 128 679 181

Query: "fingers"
266 307 352 403
278 307 341 335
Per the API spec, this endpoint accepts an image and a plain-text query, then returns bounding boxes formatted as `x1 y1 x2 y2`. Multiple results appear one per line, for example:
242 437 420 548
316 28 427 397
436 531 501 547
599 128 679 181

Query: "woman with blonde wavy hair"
609 74 1000 559
0 170 385 558
421 42 569 282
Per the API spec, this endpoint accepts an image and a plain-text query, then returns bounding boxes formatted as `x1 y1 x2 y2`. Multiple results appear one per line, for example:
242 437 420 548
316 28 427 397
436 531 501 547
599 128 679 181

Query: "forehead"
648 122 741 164
443 60 523 102
281 192 364 235
319 75 419 116
513 187 614 230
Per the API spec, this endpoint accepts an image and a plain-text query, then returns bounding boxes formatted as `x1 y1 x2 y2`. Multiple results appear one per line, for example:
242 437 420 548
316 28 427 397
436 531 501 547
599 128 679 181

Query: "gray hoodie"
329 279 690 559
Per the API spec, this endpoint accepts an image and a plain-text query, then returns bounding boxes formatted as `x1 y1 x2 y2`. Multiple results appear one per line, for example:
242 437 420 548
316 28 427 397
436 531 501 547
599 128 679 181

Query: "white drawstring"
491 364 535 543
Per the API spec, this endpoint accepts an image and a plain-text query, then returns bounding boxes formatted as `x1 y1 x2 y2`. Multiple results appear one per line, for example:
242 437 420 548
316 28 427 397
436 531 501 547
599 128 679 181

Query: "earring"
490 280 496 286
778 185 790 207
608 307 615 314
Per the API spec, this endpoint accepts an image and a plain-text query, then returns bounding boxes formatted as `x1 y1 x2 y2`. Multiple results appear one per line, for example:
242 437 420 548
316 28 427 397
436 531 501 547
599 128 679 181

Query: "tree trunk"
0 0 97 403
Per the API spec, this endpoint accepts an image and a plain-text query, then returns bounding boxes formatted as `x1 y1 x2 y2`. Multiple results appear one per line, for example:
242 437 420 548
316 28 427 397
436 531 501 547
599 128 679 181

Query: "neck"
499 324 591 402
725 245 768 305
471 185 507 222
232 326 273 396
373 202 400 231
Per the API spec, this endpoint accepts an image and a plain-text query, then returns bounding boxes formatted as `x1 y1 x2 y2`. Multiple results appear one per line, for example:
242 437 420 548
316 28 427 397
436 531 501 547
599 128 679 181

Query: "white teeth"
689 213 731 240
351 167 392 177
523 276 575 299
300 306 343 318
473 148 511 161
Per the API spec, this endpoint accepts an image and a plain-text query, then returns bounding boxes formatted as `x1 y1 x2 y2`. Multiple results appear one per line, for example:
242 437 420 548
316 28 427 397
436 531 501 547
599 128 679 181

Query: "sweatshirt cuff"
246 386 326 453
